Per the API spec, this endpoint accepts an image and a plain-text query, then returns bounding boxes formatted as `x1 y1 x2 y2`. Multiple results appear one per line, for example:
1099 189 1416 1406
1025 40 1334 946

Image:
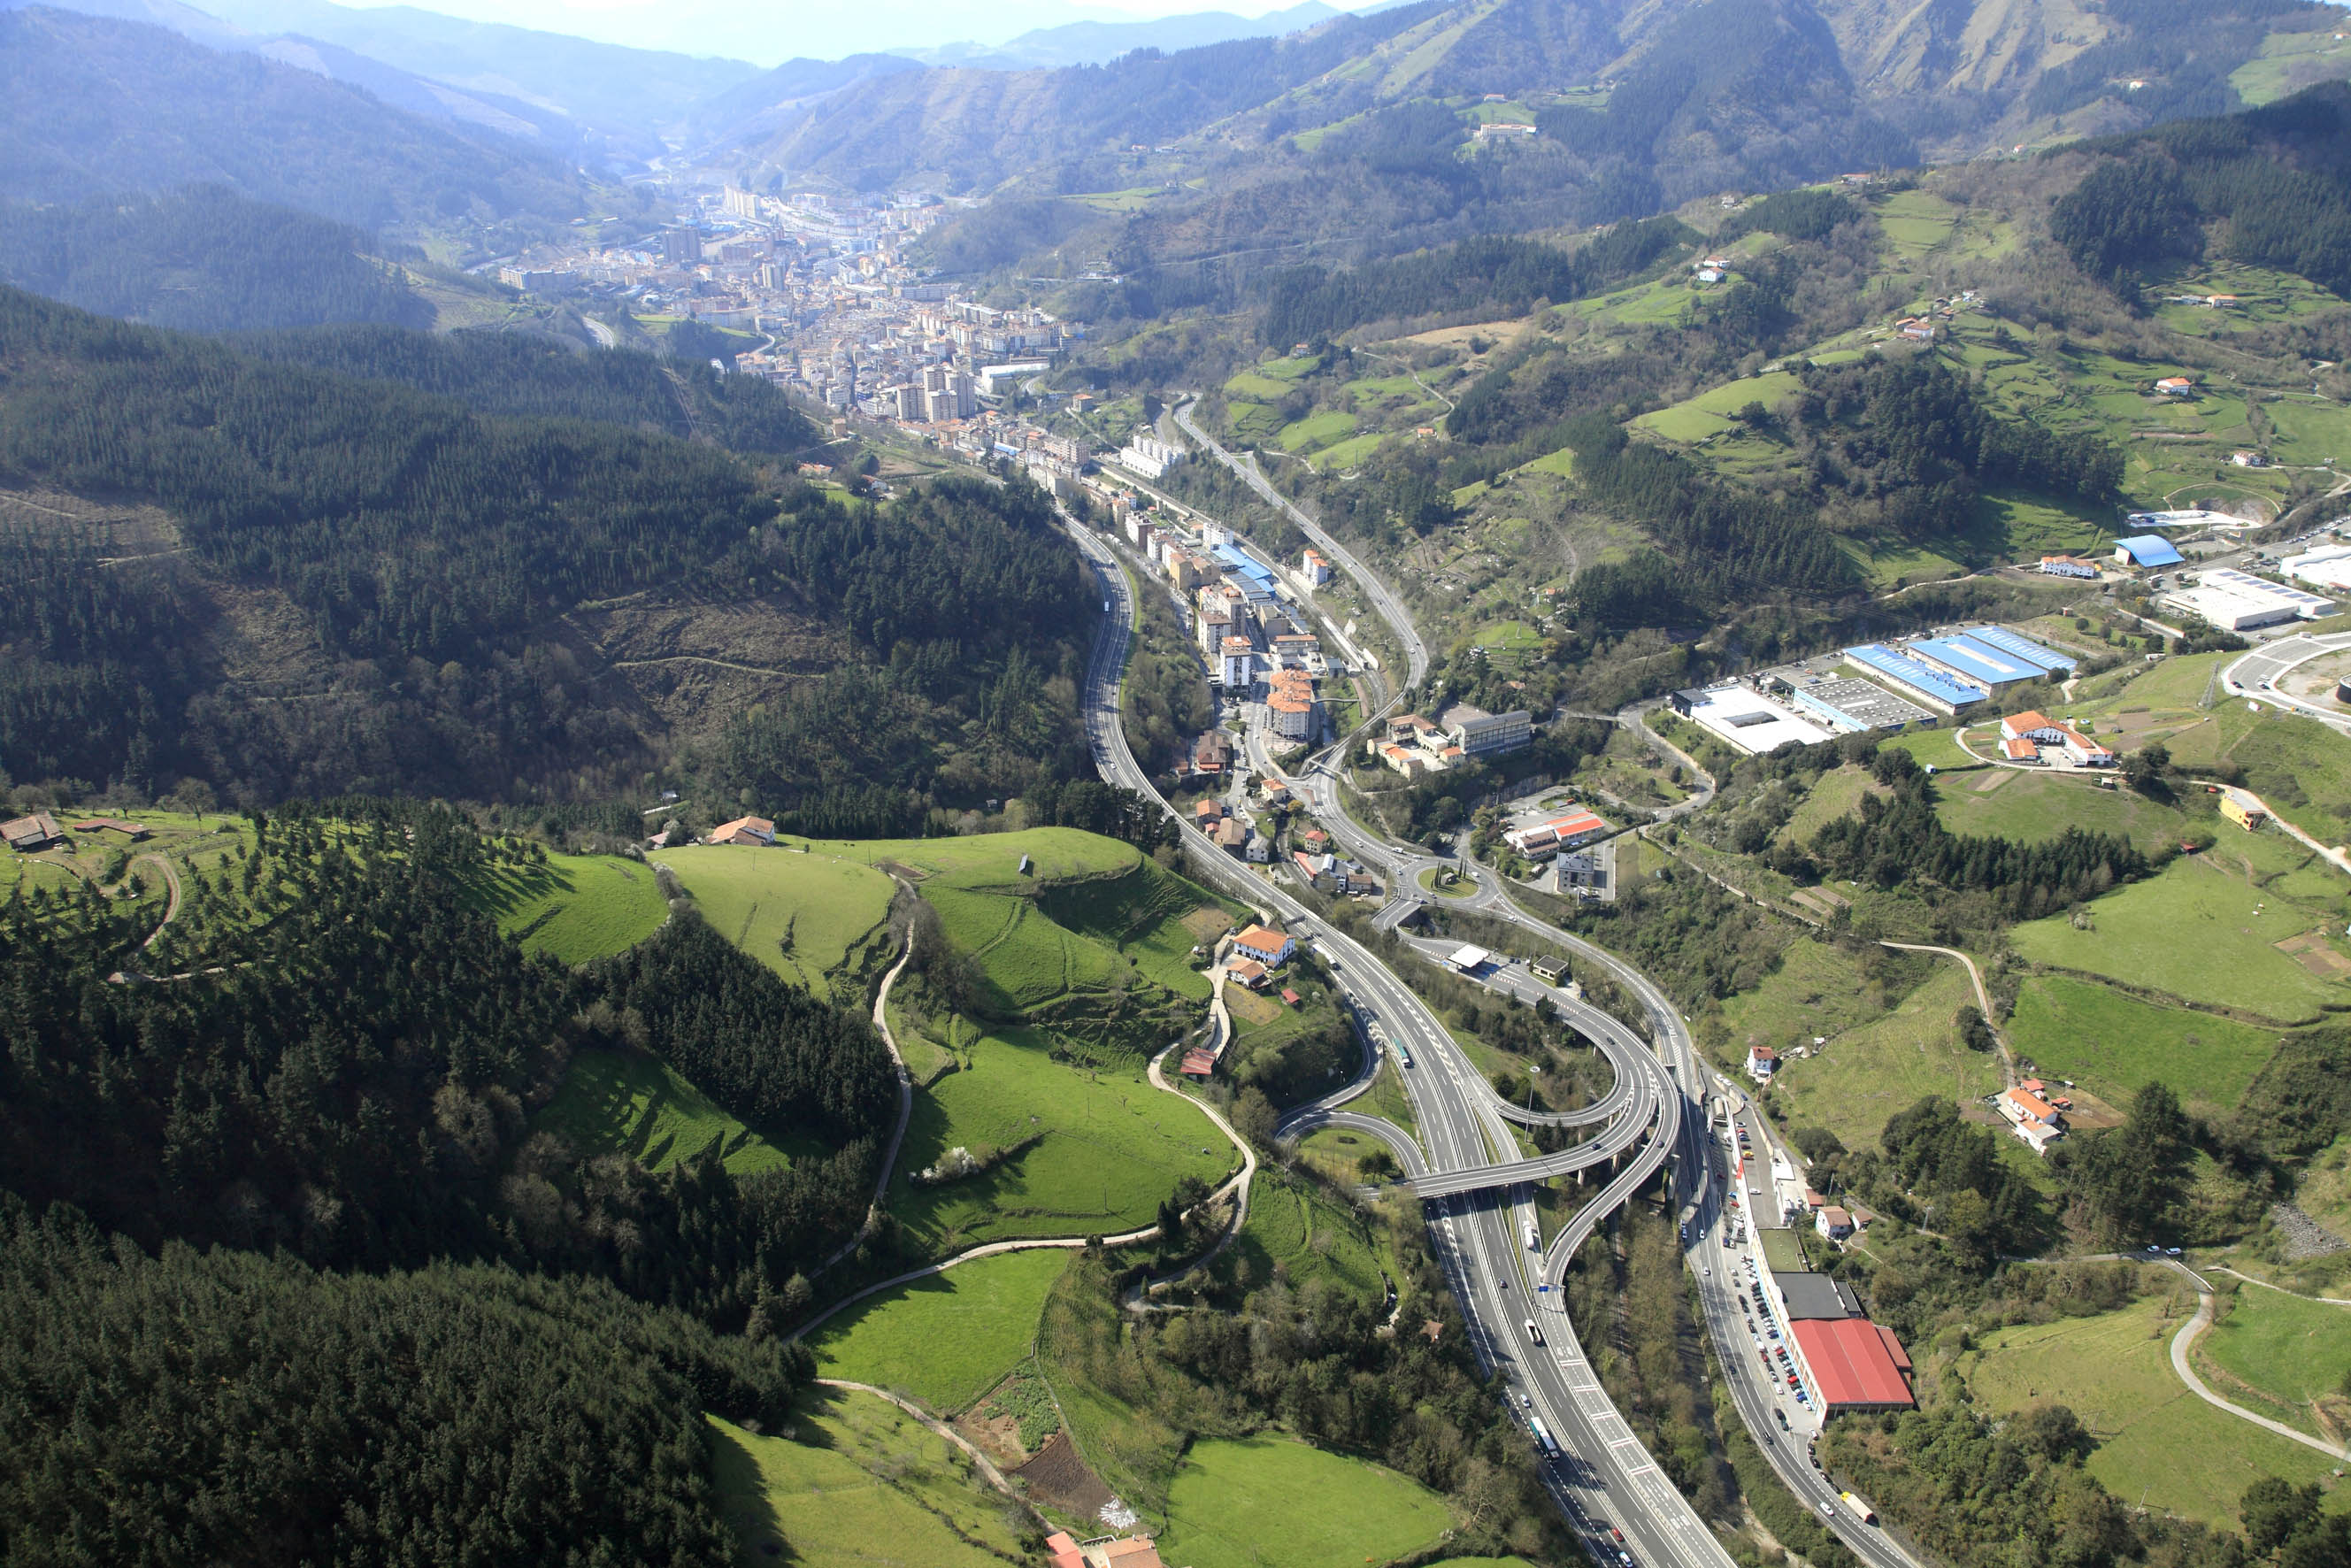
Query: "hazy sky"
378 0 1340 62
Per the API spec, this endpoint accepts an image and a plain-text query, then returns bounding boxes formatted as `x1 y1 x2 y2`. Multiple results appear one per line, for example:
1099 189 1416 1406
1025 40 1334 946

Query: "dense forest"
0 185 434 334
1263 219 1693 347
0 1202 808 1566
234 321 821 458
2052 81 2351 301
0 797 918 1556
0 291 1093 816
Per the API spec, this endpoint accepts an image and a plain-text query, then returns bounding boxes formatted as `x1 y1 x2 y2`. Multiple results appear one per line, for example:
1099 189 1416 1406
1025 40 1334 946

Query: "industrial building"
1668 683 1835 754
2162 568 2332 632
2114 535 2186 569
1770 1272 1916 1414
1841 645 1987 715
1784 676 1935 733
1440 703 1533 758
1964 625 2078 673
2284 544 2351 592
1905 634 2054 695
1505 810 1609 859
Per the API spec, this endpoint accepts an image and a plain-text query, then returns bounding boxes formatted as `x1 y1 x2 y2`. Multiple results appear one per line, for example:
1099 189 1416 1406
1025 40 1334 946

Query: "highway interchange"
1059 508 1928 1568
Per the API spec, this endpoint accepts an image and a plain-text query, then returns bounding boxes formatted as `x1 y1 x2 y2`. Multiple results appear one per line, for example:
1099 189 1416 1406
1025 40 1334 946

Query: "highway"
1064 514 1757 1568
1172 398 1430 689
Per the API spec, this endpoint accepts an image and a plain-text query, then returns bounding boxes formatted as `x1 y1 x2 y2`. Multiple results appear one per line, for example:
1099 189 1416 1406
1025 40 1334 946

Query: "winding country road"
2163 1258 2351 1462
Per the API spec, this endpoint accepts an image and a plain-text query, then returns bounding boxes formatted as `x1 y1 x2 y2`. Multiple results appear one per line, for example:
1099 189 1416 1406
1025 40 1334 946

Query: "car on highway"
1818 1502 1835 1519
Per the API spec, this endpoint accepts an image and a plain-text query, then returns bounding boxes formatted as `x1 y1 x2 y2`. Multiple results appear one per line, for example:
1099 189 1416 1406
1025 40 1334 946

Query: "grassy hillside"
532 1049 797 1177
1963 1284 2351 1529
465 851 668 965
708 1389 1032 1567
658 846 897 1002
888 1023 1235 1251
1157 1435 1456 1568
805 1249 1072 1413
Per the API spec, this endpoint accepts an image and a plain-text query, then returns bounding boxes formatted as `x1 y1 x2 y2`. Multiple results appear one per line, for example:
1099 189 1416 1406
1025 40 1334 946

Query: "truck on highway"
1528 1416 1559 1457
1525 1220 1541 1250
1839 1492 1877 1525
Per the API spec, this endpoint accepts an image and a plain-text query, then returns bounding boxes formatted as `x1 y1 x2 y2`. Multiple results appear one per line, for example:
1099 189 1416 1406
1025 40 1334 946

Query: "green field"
465 851 667 964
2008 854 2350 1022
1310 431 1384 471
890 1024 1235 1250
1764 965 2000 1152
1223 1177 1388 1301
2201 1284 2351 1434
1964 1288 2350 1527
533 1049 795 1175
1874 726 1978 771
2004 975 2285 1115
1777 765 1884 846
1035 858 1233 999
708 1389 1030 1567
1279 410 1359 453
1932 768 2184 850
1156 1436 1456 1568
807 1248 1073 1412
928 885 1125 1011
1759 1227 1812 1273
1633 371 1801 444
657 846 895 1000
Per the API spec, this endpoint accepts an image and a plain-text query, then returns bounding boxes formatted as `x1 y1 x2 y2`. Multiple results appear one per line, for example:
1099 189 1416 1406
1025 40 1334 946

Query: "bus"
1528 1416 1559 1458
1839 1493 1877 1525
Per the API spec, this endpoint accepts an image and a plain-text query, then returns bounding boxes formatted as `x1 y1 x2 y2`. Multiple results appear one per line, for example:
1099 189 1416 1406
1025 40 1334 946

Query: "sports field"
657 845 895 999
2003 975 2284 1115
531 1049 794 1176
2008 854 2350 1021
1964 1287 2350 1527
708 1388 1030 1567
807 1248 1072 1413
890 1026 1235 1250
466 851 667 964
1156 1435 1456 1568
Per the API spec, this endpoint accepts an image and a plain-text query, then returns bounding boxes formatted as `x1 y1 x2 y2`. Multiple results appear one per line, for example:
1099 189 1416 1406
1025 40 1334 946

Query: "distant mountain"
682 52 926 150
17 0 756 165
895 1 1345 71
741 0 2347 283
181 0 760 149
0 7 595 236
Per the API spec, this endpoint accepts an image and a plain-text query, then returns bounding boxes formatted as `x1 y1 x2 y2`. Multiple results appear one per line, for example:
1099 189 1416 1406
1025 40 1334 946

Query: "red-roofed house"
1816 1204 1855 1241
1226 957 1268 988
1788 1318 1915 1413
1999 1085 2067 1154
1103 1539 1166 1568
707 815 775 846
1230 925 1295 965
1179 1049 1218 1080
1747 1043 1779 1083
2001 735 2041 763
2004 711 2112 766
1046 1533 1087 1568
1279 988 1302 1006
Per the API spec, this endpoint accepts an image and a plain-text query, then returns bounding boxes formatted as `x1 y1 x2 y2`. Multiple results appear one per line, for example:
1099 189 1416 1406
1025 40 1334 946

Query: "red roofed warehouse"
1788 1318 1915 1414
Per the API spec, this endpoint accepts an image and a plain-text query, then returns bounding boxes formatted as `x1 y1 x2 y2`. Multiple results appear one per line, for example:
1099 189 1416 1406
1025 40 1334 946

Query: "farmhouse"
0 812 63 852
2000 711 2112 766
1225 957 1268 988
2218 788 2267 832
72 817 150 839
706 815 776 846
1998 1085 2068 1154
1747 1044 1778 1082
1230 925 1295 965
1816 1204 1855 1241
